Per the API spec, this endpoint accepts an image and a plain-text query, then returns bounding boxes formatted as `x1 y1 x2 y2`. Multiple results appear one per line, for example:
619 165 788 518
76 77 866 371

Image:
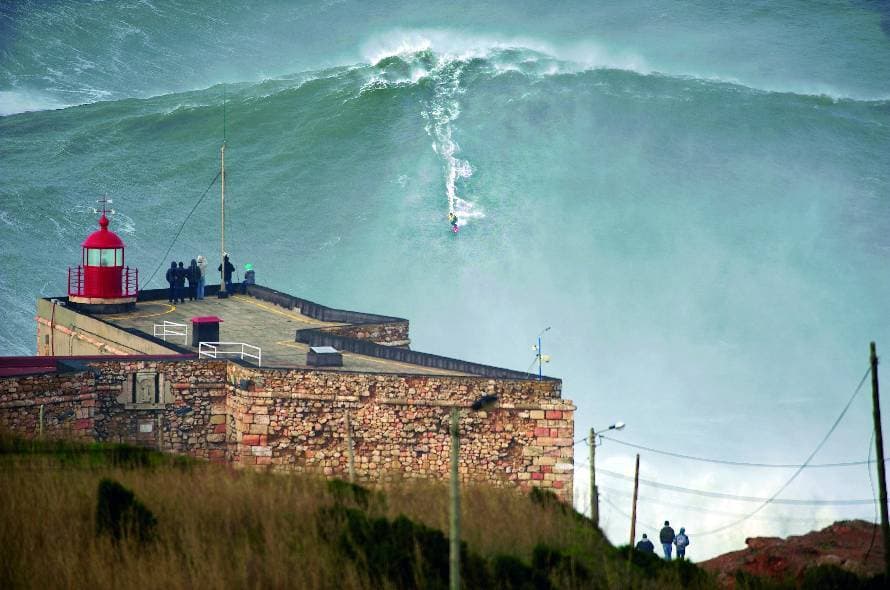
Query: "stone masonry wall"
0 359 575 501
315 321 411 346
227 364 575 500
0 371 96 441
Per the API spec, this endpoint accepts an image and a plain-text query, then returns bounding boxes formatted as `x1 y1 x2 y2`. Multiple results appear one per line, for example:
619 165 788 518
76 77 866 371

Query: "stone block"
251 446 272 457
545 410 562 419
209 414 226 425
529 410 545 420
206 433 225 443
531 472 544 481
242 434 261 445
533 427 550 437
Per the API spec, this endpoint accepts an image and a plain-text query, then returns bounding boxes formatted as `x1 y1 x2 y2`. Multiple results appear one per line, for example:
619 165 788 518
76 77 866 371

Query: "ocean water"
2 0 890 558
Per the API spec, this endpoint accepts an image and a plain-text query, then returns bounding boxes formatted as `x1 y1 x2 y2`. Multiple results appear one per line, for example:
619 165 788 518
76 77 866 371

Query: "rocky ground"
700 520 884 587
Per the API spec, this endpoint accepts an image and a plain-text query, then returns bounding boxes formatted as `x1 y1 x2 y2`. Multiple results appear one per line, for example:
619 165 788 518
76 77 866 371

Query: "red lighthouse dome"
68 206 138 313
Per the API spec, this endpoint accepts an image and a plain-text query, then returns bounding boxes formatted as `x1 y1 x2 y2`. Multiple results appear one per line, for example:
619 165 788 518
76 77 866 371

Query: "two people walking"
657 521 690 560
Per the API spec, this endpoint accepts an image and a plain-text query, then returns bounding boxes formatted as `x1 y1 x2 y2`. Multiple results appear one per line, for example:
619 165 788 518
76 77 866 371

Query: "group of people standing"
165 256 208 303
634 520 690 560
166 253 256 304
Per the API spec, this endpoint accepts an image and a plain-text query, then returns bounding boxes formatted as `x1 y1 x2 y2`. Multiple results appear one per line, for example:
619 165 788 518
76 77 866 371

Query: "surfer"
448 211 459 233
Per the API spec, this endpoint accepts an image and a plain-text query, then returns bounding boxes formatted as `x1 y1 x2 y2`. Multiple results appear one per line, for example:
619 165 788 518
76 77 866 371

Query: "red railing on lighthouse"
68 266 138 299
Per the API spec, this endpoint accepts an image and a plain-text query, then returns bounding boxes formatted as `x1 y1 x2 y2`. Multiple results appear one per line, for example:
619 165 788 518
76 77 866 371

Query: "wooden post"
630 454 640 547
590 427 598 527
157 414 163 451
346 410 356 483
38 404 44 439
870 342 890 581
450 407 461 590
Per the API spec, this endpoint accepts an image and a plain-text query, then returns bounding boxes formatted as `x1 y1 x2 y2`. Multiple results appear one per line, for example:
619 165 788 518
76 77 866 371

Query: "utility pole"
218 142 227 298
870 342 890 580
630 453 640 547
590 427 598 527
450 407 461 590
345 410 355 483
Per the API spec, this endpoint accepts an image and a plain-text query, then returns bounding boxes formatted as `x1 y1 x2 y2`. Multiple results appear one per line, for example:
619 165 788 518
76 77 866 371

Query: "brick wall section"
0 372 97 440
0 359 575 501
314 321 410 346
227 365 575 500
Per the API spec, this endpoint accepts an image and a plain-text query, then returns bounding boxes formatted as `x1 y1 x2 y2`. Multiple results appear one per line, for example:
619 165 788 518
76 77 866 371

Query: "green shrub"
95 478 157 544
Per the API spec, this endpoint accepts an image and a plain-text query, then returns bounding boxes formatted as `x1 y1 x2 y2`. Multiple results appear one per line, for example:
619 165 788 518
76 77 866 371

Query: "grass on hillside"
0 431 718 589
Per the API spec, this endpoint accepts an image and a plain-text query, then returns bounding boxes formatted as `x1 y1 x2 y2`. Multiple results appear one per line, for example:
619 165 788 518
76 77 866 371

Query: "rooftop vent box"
307 346 343 367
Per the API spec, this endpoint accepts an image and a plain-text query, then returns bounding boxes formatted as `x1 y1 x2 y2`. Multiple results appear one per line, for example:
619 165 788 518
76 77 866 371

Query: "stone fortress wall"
0 358 575 500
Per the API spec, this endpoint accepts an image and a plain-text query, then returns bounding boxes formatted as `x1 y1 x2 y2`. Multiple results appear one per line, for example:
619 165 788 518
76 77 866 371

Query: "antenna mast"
219 84 228 297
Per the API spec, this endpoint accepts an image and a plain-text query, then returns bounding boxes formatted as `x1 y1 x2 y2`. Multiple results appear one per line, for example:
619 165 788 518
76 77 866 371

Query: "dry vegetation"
0 433 714 590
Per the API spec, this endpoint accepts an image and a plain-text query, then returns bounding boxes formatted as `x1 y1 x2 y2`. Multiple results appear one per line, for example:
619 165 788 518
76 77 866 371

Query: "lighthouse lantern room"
68 201 138 313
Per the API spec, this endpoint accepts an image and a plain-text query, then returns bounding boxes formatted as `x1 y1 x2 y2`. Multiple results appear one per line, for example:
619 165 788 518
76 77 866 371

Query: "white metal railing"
199 342 262 366
153 321 189 344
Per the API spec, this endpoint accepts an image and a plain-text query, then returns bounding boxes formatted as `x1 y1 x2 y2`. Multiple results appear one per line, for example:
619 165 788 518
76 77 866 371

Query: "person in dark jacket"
242 263 255 294
635 534 654 554
165 261 177 303
218 253 235 292
175 261 187 303
187 259 200 301
660 521 676 560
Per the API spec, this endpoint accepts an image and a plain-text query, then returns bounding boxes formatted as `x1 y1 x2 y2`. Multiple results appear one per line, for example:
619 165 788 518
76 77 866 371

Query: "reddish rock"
701 520 884 588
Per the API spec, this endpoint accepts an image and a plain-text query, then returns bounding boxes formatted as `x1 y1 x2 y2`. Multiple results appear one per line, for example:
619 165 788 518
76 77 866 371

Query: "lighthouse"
67 202 138 313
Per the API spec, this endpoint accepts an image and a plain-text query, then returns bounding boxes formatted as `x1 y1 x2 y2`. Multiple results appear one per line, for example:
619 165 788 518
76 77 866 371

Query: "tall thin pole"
629 454 640 547
538 336 542 381
450 407 461 590
219 142 227 297
870 342 890 580
346 410 355 483
590 428 598 527
38 404 44 439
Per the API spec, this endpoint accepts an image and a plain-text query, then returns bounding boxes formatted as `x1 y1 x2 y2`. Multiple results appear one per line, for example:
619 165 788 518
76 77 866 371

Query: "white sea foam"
0 90 68 116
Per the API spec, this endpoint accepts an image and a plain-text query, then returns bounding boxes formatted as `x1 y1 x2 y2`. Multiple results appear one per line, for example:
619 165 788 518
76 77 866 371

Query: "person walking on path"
195 255 207 299
674 527 690 560
165 261 177 303
218 253 234 293
187 259 200 301
635 533 654 554
175 261 187 303
660 521 675 561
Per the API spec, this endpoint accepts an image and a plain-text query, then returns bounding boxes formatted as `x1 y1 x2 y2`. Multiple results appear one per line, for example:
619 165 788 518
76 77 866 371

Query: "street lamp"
450 394 499 590
531 327 551 381
589 421 626 528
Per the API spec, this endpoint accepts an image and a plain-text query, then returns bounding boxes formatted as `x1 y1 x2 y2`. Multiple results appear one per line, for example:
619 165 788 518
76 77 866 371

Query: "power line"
144 171 221 287
596 467 875 506
693 366 872 537
598 435 886 469
599 486 876 524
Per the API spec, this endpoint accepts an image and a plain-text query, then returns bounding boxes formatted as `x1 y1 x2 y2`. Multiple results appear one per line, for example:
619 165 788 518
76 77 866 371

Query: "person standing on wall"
218 253 234 293
242 263 255 294
660 521 675 561
175 261 187 303
674 527 690 560
165 261 177 303
187 259 200 301
195 255 207 300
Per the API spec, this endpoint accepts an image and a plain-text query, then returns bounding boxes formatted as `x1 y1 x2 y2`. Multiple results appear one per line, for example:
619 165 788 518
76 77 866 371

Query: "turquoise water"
2 0 890 557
